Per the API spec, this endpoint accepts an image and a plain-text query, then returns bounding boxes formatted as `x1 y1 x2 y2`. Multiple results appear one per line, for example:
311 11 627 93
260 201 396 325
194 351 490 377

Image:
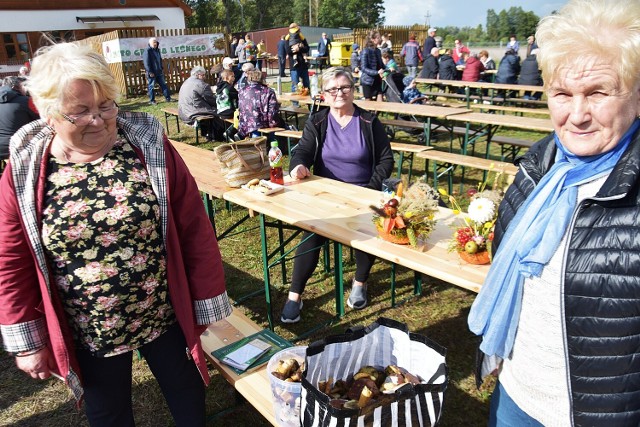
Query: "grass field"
0 93 548 426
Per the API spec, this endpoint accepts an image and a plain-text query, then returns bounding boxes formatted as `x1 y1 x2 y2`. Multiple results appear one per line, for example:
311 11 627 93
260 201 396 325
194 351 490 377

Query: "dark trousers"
278 57 287 77
289 231 376 294
76 323 205 427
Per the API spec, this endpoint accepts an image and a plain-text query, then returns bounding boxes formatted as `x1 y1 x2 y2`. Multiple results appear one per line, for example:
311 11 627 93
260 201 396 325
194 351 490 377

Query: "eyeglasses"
60 102 119 126
324 86 353 96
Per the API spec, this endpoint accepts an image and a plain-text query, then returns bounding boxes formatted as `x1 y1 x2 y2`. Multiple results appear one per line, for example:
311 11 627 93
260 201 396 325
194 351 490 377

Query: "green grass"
0 94 546 426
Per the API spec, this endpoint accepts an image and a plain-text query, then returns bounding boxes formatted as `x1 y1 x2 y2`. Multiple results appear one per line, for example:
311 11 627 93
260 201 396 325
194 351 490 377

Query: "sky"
382 0 568 28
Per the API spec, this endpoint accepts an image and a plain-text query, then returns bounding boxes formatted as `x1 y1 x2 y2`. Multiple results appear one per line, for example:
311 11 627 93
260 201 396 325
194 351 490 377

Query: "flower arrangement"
439 186 504 264
371 181 440 247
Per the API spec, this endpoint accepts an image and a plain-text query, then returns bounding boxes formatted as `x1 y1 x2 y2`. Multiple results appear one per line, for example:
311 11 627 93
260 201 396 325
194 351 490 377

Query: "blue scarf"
468 119 640 359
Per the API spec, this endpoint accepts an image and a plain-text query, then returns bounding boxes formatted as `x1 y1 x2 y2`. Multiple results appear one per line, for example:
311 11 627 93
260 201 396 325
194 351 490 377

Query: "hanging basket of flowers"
371 181 440 247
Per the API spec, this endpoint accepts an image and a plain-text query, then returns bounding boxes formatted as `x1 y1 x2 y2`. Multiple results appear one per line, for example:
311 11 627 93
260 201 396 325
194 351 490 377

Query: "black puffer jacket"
0 86 38 159
517 54 543 86
289 106 393 191
438 54 457 81
493 128 640 425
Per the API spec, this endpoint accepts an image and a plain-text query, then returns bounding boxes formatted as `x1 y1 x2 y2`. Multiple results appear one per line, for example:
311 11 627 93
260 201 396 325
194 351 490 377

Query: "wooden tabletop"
223 175 488 293
276 94 471 119
446 111 554 133
201 309 278 425
353 100 471 119
415 77 544 94
169 139 233 199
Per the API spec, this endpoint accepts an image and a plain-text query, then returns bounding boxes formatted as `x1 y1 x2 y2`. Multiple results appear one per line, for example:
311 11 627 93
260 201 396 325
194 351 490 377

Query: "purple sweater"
316 111 372 186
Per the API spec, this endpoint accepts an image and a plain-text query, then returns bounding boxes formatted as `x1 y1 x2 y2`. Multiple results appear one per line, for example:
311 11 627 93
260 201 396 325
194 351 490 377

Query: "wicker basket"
458 250 491 265
376 225 410 245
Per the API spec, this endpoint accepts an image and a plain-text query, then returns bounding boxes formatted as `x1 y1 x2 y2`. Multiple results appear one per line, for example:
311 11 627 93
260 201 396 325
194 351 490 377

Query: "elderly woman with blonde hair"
0 43 232 426
467 0 640 425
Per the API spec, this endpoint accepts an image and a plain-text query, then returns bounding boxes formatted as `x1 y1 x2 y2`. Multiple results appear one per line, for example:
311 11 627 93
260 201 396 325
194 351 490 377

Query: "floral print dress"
41 137 175 357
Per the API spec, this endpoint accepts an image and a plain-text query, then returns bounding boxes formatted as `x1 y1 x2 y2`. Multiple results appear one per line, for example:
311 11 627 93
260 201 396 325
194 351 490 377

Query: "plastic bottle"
309 71 319 99
268 140 284 185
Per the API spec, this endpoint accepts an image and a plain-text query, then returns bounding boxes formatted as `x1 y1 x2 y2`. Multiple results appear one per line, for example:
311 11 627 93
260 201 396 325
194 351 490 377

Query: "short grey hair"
190 66 206 77
321 67 355 91
241 62 255 72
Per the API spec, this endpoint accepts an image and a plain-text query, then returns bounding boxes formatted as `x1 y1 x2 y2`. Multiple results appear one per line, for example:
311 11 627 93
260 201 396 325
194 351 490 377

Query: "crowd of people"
167 26 545 144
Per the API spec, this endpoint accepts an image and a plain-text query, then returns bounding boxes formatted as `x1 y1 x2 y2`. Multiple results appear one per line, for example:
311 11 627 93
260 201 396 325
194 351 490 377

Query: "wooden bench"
492 135 536 161
417 149 518 193
162 107 216 144
274 129 303 154
200 309 278 425
390 142 431 181
470 103 550 117
278 105 309 129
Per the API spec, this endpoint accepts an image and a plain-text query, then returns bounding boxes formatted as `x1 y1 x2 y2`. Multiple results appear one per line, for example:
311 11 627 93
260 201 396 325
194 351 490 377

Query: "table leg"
390 262 397 307
333 242 344 318
413 271 422 295
277 220 287 284
259 214 274 330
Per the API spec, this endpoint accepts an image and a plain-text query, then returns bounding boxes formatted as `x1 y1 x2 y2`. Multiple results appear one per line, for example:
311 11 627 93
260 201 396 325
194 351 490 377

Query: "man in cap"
142 37 175 105
401 33 422 78
423 28 437 63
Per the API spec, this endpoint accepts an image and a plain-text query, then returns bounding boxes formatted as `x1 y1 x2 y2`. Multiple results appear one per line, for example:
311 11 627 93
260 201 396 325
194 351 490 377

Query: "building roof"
0 0 192 16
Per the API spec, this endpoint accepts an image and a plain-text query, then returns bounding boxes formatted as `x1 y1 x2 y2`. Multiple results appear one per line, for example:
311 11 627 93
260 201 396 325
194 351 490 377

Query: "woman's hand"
290 165 311 180
15 347 55 380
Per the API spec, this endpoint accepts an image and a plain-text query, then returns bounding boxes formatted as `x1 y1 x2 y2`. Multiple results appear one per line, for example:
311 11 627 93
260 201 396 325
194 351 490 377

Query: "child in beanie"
401 76 424 103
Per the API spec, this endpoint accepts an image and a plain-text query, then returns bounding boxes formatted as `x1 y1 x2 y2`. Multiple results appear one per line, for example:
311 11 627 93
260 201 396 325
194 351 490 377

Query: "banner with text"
102 34 226 63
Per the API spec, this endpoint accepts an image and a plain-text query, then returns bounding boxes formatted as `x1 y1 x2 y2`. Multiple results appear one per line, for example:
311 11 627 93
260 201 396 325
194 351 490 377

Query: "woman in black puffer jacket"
469 1 640 425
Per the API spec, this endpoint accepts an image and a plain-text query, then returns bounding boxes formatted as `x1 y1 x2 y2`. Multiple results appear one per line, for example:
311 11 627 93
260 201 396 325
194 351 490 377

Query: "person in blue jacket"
142 37 175 105
277 35 288 77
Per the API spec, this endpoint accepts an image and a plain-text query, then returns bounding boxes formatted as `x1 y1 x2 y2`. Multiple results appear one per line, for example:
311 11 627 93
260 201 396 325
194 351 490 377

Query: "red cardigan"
0 115 231 400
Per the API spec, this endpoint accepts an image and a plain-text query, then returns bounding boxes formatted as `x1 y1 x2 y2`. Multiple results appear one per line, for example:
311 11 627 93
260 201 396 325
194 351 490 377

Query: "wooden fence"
77 27 227 98
333 26 429 67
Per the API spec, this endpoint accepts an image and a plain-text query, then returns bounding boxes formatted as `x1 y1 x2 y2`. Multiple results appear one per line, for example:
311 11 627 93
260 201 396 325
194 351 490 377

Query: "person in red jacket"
0 43 232 426
461 53 485 82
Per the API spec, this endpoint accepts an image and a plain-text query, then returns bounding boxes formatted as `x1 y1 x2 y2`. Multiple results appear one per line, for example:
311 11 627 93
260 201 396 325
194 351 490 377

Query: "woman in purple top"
281 67 394 323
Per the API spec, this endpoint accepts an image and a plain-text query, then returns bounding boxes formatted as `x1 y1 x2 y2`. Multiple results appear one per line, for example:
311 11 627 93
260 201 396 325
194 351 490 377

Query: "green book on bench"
210 329 292 375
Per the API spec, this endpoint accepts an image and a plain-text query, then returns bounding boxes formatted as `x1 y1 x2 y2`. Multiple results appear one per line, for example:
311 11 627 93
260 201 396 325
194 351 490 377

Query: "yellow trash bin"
329 42 352 67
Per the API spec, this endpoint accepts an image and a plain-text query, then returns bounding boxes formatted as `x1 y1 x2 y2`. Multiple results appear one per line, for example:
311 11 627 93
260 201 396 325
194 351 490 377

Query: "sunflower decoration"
440 187 504 264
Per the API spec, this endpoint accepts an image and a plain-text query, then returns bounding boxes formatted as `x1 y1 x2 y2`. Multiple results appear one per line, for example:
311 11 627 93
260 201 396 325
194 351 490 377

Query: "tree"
318 0 385 27
486 9 499 41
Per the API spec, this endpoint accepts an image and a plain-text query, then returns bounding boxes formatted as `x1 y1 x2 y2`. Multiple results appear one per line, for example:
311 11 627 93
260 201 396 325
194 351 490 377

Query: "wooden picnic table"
201 308 278 426
448 112 553 133
169 139 232 199
444 111 553 159
223 175 489 328
415 77 544 95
